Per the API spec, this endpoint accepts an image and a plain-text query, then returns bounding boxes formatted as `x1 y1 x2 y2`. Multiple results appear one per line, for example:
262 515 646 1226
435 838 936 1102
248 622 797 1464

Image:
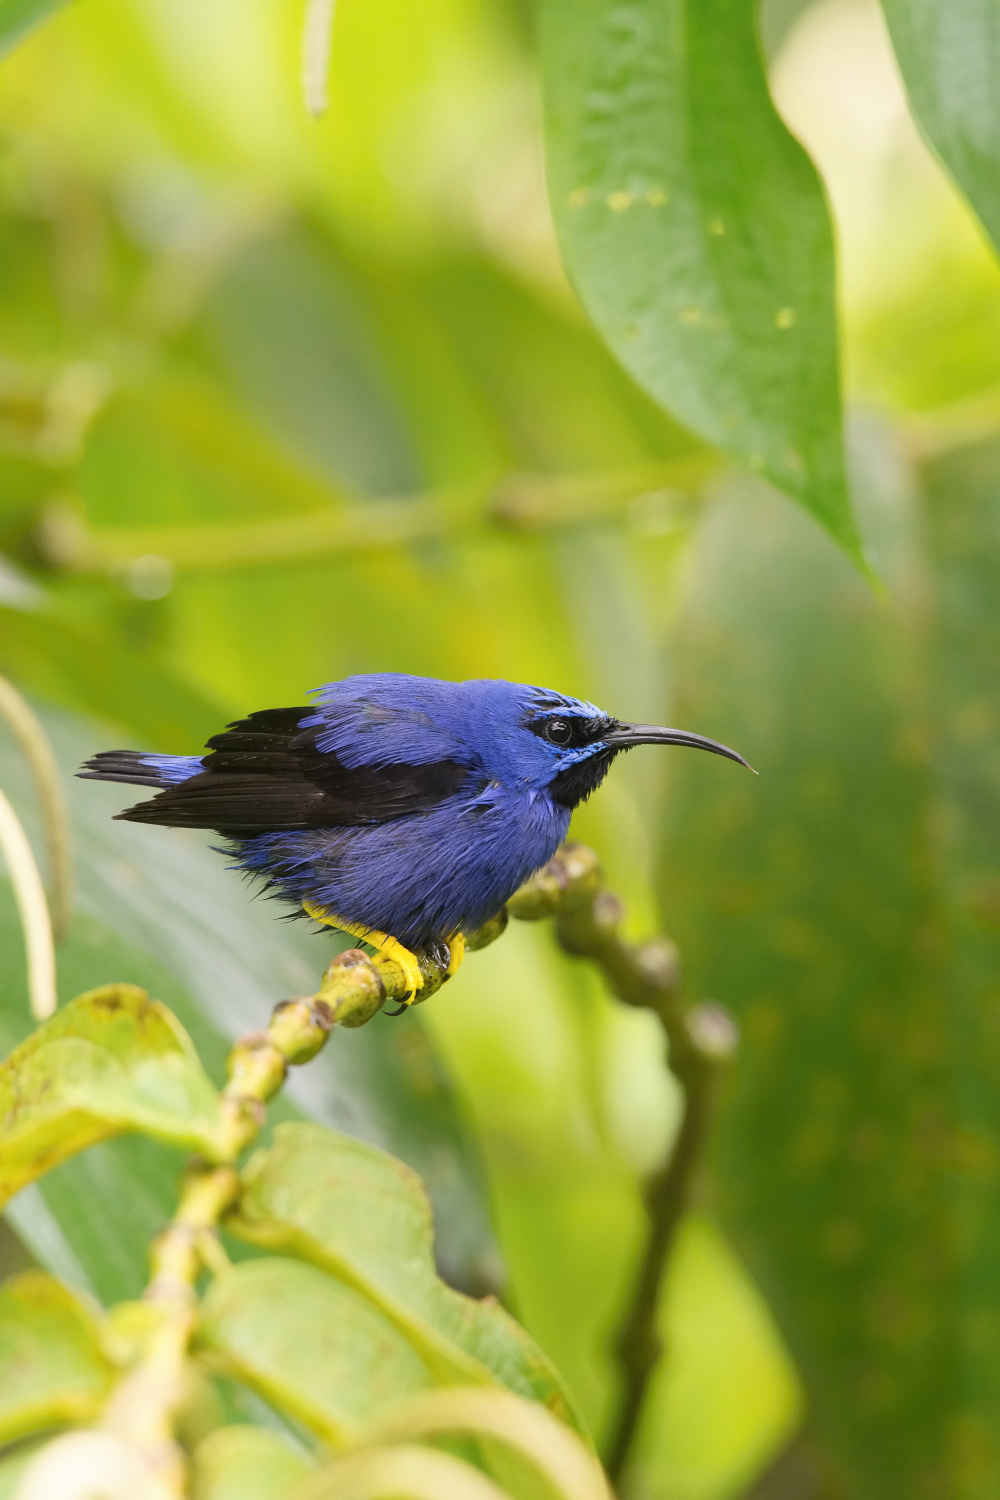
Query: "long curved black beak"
605 723 756 773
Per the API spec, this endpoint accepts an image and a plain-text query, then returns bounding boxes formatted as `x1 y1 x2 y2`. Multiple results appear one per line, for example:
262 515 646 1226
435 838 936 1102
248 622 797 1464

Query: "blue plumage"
80 673 749 974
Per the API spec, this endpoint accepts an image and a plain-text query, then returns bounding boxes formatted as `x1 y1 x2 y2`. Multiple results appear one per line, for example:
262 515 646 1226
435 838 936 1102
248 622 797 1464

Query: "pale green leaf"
229 1124 584 1434
192 1425 311 1500
882 0 1000 255
196 1258 435 1445
0 984 225 1206
0 1271 111 1443
541 0 861 559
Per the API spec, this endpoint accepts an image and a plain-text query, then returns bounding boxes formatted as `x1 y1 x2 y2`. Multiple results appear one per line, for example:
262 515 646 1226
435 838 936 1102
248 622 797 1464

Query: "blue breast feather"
236 782 571 948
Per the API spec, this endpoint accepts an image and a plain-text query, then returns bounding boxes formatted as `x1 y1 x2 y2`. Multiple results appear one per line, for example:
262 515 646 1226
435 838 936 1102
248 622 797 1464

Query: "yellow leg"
303 900 424 1000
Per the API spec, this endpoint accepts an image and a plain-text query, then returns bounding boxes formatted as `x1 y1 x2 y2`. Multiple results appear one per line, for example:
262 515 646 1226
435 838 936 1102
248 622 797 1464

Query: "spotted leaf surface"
0 984 224 1206
541 0 859 560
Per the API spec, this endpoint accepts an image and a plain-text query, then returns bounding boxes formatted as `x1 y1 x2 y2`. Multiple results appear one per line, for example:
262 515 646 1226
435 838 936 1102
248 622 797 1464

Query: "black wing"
90 708 470 833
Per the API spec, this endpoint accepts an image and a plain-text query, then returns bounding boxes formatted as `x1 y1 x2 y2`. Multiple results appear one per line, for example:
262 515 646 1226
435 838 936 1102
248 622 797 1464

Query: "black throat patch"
548 749 618 809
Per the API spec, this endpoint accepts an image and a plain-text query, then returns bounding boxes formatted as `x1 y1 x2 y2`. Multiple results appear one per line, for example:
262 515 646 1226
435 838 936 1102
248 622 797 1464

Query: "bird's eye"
545 718 573 746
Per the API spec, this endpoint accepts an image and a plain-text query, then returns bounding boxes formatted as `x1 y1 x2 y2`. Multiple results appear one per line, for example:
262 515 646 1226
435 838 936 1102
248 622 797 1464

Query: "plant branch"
36 456 716 578
86 843 730 1490
506 844 738 1486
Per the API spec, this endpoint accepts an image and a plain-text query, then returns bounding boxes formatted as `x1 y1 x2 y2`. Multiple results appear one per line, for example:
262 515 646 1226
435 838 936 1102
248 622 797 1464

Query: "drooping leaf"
0 0 68 58
881 0 1000 257
657 436 1000 1495
191 1425 311 1500
541 0 860 559
0 984 225 1206
229 1123 584 1433
0 1271 111 1442
196 1258 435 1445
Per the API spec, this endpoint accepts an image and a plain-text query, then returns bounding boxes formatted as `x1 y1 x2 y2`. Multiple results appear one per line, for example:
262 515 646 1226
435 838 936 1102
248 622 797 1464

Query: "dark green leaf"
196 1258 434 1444
657 435 1000 1494
229 1123 584 1433
0 1271 110 1442
881 1 1000 255
0 0 67 58
191 1425 311 1500
541 0 860 558
0 984 224 1205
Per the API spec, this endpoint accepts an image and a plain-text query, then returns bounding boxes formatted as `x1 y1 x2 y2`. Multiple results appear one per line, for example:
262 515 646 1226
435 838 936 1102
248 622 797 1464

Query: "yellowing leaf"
228 1124 584 1433
0 1272 111 1443
0 985 224 1206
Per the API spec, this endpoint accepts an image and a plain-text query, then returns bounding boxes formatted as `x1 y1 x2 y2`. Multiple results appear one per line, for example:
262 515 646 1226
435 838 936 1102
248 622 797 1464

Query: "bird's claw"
301 901 466 1015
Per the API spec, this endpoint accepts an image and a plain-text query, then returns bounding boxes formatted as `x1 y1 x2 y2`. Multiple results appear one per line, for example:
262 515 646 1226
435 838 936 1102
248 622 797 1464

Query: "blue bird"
79 674 750 1008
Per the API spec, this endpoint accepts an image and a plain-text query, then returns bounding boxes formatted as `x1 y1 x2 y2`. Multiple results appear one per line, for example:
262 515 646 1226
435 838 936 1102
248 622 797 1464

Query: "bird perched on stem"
80 674 751 1010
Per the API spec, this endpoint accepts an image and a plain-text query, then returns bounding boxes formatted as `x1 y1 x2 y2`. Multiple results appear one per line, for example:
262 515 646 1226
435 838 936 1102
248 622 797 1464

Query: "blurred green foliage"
1 0 1000 1496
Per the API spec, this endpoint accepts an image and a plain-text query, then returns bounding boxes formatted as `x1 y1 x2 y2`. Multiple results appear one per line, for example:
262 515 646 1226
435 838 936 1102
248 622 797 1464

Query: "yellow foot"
302 901 424 1003
446 932 465 977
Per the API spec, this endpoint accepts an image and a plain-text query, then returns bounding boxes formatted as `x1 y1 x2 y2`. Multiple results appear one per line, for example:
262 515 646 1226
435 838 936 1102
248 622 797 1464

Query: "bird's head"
483 682 752 807
310 675 751 811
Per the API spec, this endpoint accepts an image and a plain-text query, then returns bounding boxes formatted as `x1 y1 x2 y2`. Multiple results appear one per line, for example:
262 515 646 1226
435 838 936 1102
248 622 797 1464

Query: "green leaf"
191 1425 311 1500
0 1271 111 1442
0 984 225 1206
541 0 860 559
656 440 1000 1494
0 0 68 58
229 1123 584 1434
881 1 1000 256
196 1258 435 1444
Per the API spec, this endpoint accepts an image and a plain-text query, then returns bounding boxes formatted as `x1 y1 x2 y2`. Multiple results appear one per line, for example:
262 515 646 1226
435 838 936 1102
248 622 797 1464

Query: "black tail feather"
77 751 167 790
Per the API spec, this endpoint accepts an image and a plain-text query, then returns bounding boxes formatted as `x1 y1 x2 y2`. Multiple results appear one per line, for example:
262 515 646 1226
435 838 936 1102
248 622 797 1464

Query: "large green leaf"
919 430 1000 1489
657 438 1000 1495
229 1123 584 1433
881 1 1000 256
196 1258 435 1445
0 984 225 1205
541 0 859 559
0 0 67 58
191 1425 311 1500
0 1271 110 1442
